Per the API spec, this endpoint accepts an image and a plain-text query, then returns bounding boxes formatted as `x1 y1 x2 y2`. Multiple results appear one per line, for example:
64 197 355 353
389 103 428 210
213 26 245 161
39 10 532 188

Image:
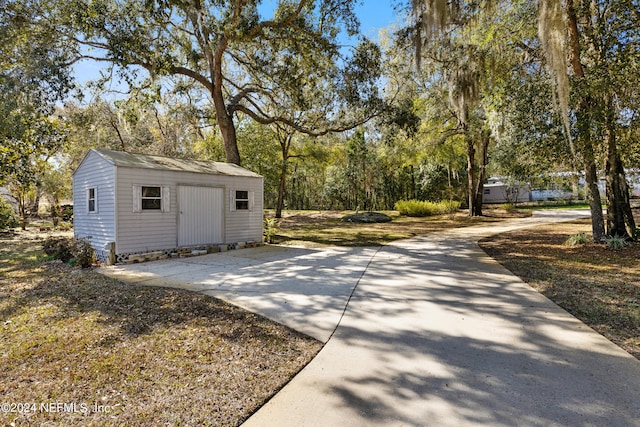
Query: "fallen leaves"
0 230 322 426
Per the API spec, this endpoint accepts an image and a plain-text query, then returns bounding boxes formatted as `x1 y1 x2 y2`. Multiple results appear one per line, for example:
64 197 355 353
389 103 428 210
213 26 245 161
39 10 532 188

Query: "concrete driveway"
101 244 379 343
101 210 640 426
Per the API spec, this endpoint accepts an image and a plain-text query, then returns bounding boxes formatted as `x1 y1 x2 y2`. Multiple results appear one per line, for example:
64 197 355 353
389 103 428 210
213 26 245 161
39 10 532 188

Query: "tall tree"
539 0 606 240
1 0 73 228
540 0 638 239
411 0 638 236
405 0 515 215
1 0 73 181
58 0 382 165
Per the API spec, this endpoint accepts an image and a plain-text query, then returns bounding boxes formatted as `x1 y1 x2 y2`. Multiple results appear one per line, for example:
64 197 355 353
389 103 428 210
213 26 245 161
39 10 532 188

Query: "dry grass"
480 216 640 359
270 208 530 246
0 229 321 426
3 207 636 426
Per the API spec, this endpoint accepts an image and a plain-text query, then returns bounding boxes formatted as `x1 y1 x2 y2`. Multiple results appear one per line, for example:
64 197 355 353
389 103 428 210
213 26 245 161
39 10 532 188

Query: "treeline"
2 1 639 238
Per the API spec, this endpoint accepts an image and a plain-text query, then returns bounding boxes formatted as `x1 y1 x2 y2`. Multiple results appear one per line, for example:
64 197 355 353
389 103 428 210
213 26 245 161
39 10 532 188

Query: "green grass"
270 209 521 247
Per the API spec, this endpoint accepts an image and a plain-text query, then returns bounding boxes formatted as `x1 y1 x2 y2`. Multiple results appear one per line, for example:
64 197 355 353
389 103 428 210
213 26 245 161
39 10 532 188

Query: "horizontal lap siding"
72 152 116 252
226 177 264 243
115 168 263 253
115 168 178 254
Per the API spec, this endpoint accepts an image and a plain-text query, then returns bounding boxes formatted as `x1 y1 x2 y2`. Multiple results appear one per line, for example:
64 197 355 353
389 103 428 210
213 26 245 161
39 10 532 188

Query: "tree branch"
232 104 380 137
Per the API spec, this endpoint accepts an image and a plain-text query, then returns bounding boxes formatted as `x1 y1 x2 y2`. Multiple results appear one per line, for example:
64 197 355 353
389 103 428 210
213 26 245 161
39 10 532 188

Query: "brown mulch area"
479 215 640 359
0 230 321 426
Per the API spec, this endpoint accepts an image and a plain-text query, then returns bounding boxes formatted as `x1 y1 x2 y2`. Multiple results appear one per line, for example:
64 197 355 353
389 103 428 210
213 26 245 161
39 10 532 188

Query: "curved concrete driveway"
102 244 379 343
101 210 640 426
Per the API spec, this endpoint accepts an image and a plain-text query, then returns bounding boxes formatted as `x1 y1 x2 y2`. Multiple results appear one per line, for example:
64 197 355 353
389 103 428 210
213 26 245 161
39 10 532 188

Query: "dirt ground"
0 228 321 426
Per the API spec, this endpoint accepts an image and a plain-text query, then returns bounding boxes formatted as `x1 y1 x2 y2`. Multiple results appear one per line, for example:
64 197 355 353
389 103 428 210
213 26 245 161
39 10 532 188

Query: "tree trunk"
472 128 490 216
578 96 605 241
466 136 478 216
583 145 606 241
275 162 287 219
605 134 635 238
565 0 605 241
211 37 241 165
603 95 636 237
275 135 291 219
218 115 241 165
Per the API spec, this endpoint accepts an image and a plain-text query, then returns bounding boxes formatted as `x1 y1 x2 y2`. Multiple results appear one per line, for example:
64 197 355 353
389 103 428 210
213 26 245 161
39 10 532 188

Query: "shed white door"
178 186 223 246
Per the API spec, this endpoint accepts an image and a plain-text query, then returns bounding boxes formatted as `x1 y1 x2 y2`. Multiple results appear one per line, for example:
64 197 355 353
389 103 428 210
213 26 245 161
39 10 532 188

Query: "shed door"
178 186 224 246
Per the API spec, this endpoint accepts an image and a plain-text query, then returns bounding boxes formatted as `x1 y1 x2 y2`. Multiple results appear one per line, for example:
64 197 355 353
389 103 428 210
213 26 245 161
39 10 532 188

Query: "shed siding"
73 151 116 252
115 168 179 253
115 168 263 254
226 179 264 243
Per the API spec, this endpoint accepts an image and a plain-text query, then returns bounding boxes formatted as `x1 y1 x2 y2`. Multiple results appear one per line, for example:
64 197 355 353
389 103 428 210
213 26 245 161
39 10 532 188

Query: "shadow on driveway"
101 245 380 343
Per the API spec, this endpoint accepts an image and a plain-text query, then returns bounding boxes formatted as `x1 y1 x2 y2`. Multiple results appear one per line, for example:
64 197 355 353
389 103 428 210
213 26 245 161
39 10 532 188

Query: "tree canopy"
1 0 73 181
57 0 384 165
2 0 640 233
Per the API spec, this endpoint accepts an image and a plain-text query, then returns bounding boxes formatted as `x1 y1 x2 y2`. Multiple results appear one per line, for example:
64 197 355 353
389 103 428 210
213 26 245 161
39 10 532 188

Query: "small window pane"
235 190 249 210
142 186 161 197
141 186 162 210
142 199 161 210
88 188 96 212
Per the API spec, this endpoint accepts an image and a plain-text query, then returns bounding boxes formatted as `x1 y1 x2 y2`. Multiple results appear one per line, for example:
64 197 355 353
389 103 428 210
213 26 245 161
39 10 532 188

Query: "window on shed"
142 186 162 210
484 188 491 195
235 190 249 210
133 185 170 213
87 188 97 213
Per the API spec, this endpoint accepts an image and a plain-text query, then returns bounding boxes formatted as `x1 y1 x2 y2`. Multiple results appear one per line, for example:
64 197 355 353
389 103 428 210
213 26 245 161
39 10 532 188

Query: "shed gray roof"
88 148 262 178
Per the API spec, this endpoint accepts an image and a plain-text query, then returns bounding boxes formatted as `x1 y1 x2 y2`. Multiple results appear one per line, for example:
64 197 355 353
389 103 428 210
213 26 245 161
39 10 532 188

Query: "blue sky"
354 0 401 39
73 1 401 86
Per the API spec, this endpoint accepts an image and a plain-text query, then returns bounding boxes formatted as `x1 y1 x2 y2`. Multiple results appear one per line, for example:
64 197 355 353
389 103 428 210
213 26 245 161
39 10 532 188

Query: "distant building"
483 179 531 204
485 169 640 204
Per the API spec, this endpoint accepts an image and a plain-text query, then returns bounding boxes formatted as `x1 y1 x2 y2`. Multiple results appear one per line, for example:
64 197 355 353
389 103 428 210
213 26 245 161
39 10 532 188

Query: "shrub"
564 232 591 246
73 238 95 268
60 204 73 222
42 236 95 267
395 199 461 217
0 198 18 231
43 236 75 262
264 217 279 244
500 203 517 211
603 235 628 250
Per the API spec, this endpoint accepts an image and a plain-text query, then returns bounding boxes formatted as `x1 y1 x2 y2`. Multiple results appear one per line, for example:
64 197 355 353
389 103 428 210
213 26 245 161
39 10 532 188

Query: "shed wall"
226 179 264 244
73 151 116 256
115 167 263 255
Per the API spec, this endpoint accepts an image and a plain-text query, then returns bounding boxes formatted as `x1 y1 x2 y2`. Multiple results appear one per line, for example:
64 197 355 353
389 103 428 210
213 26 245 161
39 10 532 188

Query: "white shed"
73 149 263 264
